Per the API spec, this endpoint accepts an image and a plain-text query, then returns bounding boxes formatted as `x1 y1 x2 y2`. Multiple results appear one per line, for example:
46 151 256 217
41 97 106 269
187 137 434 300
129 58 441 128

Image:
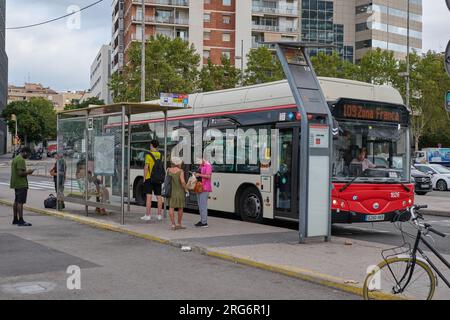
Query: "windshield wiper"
339 171 366 192
387 178 411 192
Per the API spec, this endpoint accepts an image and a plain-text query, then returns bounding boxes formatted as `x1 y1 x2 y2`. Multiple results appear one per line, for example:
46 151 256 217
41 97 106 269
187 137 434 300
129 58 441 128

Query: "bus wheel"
239 187 263 223
135 179 146 206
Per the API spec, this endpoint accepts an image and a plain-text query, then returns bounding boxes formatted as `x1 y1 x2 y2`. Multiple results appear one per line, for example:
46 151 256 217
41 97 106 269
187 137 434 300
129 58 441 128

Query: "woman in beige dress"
167 157 187 230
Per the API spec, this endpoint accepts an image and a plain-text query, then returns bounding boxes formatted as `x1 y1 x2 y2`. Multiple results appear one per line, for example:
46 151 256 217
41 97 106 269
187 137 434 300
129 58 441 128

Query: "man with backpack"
141 140 165 222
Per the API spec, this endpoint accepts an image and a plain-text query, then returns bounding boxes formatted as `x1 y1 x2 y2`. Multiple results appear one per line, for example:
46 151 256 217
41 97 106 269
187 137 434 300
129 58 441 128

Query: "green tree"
396 51 450 151
244 47 284 86
64 97 105 110
109 35 201 102
2 98 56 145
199 56 241 92
310 51 359 80
355 48 399 85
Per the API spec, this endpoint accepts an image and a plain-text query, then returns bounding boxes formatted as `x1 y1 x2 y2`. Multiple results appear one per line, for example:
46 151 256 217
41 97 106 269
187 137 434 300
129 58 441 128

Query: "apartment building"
89 44 112 104
7 83 85 112
111 0 422 73
7 83 59 105
355 0 422 61
0 0 7 154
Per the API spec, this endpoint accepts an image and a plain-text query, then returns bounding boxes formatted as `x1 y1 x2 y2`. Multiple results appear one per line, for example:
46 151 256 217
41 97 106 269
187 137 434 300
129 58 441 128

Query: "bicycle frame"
395 227 450 293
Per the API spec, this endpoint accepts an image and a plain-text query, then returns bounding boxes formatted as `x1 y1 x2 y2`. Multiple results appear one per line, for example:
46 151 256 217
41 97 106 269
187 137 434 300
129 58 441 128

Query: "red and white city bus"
122 77 413 224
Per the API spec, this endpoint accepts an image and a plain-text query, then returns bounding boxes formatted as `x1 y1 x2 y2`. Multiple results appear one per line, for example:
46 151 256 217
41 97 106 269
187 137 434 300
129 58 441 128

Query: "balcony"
132 0 189 7
132 15 189 26
252 24 298 33
252 5 298 16
251 41 276 49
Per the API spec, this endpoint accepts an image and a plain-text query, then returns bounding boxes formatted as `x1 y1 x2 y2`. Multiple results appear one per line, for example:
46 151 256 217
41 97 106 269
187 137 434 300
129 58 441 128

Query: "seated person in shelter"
351 148 376 172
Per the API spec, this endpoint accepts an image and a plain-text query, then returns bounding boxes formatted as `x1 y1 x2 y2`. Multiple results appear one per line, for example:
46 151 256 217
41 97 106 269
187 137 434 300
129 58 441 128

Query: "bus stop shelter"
56 102 179 225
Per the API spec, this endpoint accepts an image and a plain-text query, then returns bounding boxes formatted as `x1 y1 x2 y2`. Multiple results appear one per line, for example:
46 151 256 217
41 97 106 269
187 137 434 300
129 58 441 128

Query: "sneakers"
17 220 32 227
195 221 208 228
157 215 162 221
12 219 19 225
140 215 151 221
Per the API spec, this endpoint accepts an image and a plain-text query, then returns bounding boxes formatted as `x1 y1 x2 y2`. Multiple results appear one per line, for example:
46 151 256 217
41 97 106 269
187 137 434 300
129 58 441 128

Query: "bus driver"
351 148 376 172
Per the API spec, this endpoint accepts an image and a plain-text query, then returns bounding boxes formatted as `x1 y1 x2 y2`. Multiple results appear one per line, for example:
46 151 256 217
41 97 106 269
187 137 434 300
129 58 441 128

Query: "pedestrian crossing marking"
0 181 81 192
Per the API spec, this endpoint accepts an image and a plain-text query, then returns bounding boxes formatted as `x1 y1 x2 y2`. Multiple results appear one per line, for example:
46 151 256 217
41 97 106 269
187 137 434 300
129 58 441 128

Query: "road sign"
445 40 450 78
446 91 450 112
160 93 189 108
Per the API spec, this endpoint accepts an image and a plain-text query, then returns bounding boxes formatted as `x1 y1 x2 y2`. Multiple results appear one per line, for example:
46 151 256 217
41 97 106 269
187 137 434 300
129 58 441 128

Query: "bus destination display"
340 103 401 122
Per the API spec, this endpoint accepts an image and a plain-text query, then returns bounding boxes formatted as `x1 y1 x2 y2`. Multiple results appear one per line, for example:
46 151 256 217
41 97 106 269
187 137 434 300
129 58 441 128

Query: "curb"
421 210 450 218
0 200 398 300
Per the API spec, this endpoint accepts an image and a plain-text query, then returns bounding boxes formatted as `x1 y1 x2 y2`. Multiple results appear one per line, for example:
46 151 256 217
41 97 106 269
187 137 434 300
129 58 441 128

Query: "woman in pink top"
194 158 212 227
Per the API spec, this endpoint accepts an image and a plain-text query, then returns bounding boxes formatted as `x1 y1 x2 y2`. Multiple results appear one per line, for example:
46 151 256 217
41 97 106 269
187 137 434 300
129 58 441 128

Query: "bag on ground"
186 174 197 191
44 194 57 209
161 172 172 198
148 152 165 184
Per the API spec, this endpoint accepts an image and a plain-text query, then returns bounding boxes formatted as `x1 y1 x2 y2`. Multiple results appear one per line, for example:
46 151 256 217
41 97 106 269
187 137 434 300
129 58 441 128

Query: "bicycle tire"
363 257 436 300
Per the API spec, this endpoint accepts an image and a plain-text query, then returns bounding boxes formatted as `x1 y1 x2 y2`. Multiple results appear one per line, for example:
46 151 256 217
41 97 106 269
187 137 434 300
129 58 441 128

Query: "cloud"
6 0 111 91
422 1 450 53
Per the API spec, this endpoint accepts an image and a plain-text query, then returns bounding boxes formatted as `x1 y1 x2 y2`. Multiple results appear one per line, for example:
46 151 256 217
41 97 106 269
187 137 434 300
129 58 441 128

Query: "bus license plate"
366 214 385 222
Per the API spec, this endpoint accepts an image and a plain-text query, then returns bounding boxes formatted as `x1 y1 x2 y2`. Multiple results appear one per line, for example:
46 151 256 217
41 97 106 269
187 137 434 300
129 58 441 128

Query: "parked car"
414 164 450 191
47 143 57 157
410 166 432 195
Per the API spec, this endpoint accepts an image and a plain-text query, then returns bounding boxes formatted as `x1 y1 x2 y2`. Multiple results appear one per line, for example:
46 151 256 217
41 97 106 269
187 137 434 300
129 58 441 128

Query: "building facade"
7 83 85 112
111 0 422 72
355 0 422 61
89 44 112 104
0 0 7 154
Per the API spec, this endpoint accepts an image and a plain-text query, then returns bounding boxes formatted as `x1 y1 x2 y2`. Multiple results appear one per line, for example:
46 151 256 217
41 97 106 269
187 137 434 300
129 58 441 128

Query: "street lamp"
141 0 146 102
235 40 245 85
405 0 410 112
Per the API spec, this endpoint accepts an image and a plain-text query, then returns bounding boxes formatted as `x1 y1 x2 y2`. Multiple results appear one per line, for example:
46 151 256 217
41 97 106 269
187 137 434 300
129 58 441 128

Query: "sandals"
176 225 186 230
171 225 177 231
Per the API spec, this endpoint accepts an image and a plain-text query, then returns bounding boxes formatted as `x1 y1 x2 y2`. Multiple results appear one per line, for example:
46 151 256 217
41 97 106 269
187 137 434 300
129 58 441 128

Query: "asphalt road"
0 206 356 300
0 167 449 254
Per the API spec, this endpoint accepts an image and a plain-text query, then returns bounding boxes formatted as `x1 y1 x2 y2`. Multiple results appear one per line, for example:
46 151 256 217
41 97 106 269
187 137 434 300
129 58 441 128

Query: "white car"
414 164 450 191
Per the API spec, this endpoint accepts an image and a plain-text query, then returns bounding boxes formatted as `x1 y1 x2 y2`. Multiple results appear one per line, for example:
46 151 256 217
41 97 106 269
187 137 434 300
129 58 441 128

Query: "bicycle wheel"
363 257 436 300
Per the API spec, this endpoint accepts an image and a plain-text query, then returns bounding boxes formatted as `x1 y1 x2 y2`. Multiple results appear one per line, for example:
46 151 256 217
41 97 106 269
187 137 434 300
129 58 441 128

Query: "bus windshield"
333 121 408 182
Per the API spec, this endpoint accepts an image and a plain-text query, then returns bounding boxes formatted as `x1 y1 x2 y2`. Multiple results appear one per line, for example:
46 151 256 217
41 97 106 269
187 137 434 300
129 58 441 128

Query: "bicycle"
363 204 450 300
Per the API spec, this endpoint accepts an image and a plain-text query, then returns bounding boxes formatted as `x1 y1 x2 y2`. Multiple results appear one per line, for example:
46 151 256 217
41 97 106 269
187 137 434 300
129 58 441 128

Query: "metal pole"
406 0 410 112
163 110 168 219
127 113 131 213
141 0 146 103
121 106 126 225
85 111 89 216
241 40 244 84
56 114 60 208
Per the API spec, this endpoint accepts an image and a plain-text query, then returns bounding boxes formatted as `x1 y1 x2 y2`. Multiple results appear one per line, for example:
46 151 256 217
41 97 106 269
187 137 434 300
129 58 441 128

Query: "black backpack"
44 194 57 209
148 152 165 184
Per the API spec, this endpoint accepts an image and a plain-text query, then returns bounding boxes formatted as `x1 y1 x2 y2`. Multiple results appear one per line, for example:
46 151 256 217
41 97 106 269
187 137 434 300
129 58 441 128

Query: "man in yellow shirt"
141 140 163 221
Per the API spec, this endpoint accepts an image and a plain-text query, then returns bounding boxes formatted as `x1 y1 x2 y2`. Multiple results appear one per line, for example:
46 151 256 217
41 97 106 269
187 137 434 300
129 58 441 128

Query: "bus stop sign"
273 42 332 242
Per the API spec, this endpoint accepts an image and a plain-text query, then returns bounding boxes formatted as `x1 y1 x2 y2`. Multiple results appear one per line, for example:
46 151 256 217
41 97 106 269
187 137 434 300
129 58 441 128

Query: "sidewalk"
416 194 450 217
1 188 449 299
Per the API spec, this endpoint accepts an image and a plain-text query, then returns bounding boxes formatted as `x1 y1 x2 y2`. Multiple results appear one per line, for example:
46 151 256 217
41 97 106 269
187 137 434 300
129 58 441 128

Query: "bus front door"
274 126 300 221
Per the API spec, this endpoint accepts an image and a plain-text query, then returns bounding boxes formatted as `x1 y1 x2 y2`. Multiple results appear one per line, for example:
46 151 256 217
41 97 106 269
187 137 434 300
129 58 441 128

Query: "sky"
5 0 450 92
